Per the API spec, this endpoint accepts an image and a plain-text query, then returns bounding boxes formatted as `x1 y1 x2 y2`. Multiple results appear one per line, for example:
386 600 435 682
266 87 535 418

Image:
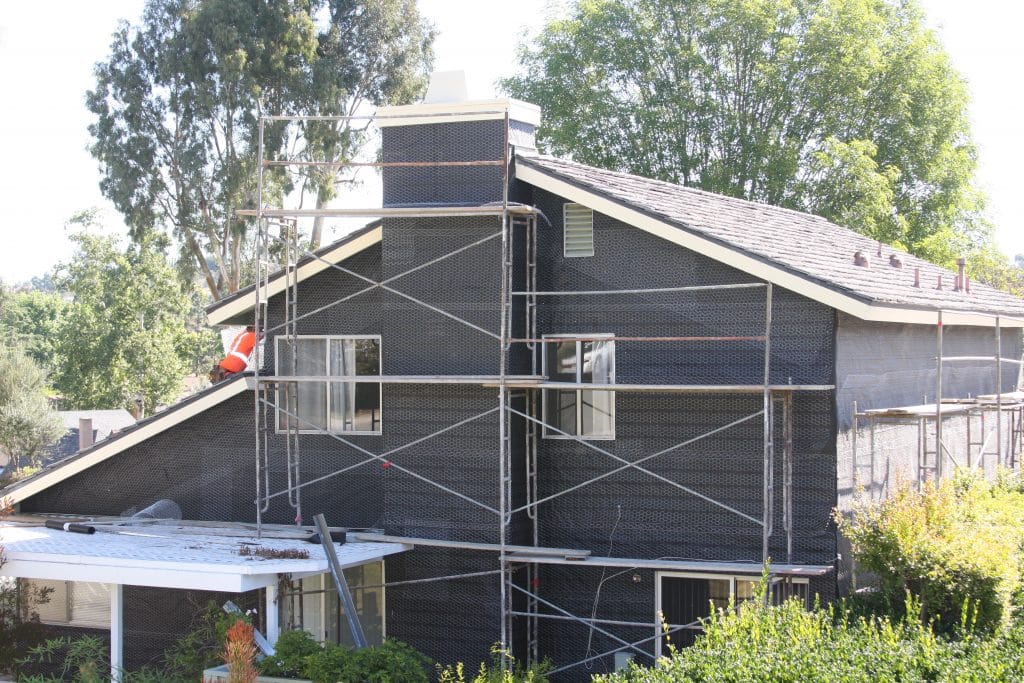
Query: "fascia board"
376 99 541 128
206 226 383 326
2 558 256 592
6 379 253 505
517 164 1024 329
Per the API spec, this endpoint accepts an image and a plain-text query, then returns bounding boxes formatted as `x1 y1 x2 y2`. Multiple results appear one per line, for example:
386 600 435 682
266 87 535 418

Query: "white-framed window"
655 572 809 654
280 561 385 646
542 334 615 439
21 579 111 629
276 336 381 435
563 203 595 257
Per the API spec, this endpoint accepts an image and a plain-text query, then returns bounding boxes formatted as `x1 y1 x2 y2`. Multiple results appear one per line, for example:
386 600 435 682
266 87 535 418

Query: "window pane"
547 340 577 382
70 582 111 628
353 383 381 432
706 578 732 612
354 339 380 376
329 382 355 431
329 339 355 377
296 341 327 430
583 340 614 384
546 390 577 435
581 390 614 437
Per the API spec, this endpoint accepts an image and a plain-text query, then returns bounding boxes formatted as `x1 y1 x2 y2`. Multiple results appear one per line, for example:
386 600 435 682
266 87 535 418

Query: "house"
3 86 1023 680
43 410 135 466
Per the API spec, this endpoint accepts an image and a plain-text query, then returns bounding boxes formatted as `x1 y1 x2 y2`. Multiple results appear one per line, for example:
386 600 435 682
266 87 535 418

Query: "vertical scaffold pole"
997 315 1003 467
762 283 774 563
498 108 512 655
935 311 944 483
254 116 266 537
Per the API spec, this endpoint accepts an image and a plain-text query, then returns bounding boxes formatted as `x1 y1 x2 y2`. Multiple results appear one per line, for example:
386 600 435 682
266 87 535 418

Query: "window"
276 336 381 434
563 203 594 257
543 335 615 439
22 580 110 628
655 573 808 654
281 562 385 646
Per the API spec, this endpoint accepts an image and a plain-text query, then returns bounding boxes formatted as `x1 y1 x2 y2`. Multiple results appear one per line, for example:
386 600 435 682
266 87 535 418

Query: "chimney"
376 71 541 207
956 257 967 292
78 417 94 450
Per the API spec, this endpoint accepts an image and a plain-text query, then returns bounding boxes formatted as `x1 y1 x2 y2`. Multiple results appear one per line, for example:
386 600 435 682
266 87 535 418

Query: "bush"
838 472 1024 633
257 634 431 683
437 644 550 682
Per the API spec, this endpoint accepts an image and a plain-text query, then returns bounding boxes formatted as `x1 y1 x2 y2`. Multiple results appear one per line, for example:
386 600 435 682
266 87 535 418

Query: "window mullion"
576 341 584 436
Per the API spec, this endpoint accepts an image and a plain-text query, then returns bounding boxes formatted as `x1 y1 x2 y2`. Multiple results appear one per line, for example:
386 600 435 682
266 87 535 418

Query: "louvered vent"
563 203 594 257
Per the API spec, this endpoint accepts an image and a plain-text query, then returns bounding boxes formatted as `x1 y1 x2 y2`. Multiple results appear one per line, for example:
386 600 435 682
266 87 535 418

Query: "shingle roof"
43 409 136 465
518 155 1024 318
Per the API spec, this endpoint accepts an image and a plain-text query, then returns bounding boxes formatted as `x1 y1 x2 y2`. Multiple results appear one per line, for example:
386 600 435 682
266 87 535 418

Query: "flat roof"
0 523 407 592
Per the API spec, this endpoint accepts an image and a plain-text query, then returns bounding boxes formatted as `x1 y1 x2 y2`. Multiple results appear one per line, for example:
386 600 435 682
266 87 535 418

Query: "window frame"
280 561 386 646
654 571 809 656
274 334 382 436
21 579 111 629
541 333 615 440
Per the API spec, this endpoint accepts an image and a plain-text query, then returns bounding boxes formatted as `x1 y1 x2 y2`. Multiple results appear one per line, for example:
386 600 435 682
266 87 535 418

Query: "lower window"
656 572 808 654
281 561 384 646
21 579 111 628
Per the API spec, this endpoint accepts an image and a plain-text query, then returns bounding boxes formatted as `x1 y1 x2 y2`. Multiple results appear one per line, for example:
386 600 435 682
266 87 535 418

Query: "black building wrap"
19 114 843 679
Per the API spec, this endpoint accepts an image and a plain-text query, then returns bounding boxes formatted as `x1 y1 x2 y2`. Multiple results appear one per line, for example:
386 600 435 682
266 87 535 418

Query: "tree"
0 289 69 376
87 0 434 299
503 0 986 263
52 228 213 417
0 347 65 474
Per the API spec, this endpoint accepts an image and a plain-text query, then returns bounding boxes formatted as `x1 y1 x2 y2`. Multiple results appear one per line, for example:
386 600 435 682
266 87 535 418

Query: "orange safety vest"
219 330 257 373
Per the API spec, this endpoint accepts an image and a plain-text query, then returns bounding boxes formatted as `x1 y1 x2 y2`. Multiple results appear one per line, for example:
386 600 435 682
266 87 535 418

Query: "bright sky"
0 0 1020 284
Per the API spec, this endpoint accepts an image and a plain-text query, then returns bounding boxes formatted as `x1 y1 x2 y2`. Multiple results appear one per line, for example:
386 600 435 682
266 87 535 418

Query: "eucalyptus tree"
503 0 986 264
88 0 434 298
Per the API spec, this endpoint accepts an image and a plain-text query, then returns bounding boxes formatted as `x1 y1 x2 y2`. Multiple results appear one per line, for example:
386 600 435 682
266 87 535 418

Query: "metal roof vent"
853 250 870 267
564 203 595 257
889 253 904 268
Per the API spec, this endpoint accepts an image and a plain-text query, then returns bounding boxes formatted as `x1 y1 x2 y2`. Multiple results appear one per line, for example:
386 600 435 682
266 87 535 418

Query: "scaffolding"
243 107 833 673
851 311 1024 494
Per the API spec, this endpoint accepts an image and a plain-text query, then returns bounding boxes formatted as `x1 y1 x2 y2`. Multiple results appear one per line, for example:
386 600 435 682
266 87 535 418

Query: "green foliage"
258 628 321 678
0 346 65 473
0 288 69 375
839 473 1024 634
88 0 434 297
257 634 431 683
51 225 214 416
503 0 988 265
21 635 109 683
437 644 550 682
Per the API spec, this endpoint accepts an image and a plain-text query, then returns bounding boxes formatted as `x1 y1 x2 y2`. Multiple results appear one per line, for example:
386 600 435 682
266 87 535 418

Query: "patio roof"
0 522 408 592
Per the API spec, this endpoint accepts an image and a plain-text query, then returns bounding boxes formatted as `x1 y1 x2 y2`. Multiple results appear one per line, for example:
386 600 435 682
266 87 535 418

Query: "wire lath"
244 107 810 676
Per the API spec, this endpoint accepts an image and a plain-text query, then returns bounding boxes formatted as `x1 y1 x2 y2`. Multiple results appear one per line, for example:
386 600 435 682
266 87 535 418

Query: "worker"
214 326 258 381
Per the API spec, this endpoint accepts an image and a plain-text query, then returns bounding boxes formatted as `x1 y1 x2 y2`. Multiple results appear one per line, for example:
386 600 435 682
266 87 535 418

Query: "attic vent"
564 203 594 257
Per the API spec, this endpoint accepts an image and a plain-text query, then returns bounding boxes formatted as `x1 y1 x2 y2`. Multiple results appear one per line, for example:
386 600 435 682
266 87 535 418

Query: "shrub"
838 472 1024 633
258 634 431 683
437 644 550 682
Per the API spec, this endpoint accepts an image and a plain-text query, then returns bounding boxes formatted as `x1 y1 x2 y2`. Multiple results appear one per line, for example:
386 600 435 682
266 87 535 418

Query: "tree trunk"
310 194 327 250
186 230 221 299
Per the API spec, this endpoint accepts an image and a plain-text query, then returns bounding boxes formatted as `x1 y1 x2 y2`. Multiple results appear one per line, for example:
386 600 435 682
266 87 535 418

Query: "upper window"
276 336 381 435
563 203 594 257
543 335 615 439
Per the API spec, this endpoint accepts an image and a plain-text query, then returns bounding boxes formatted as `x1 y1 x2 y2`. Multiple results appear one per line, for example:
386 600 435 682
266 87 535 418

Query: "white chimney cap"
423 70 469 104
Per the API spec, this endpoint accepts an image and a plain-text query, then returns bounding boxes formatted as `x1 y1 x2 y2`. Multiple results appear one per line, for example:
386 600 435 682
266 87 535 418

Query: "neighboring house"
43 410 135 466
3 88 1024 679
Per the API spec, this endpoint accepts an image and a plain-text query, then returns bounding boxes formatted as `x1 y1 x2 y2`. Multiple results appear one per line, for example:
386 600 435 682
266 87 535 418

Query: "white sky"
0 0 1020 284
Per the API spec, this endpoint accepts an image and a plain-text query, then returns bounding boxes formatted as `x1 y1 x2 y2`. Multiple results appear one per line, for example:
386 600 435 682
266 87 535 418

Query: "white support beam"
265 581 280 647
110 583 123 683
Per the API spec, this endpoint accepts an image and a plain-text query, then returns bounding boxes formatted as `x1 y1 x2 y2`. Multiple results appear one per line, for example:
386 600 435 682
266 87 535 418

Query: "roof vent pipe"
78 418 94 451
876 240 883 257
956 257 967 292
913 267 920 288
854 250 870 267
889 253 904 268
937 274 943 290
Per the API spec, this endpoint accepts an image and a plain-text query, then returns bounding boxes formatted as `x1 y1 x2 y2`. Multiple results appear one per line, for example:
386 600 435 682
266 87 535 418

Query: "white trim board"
206 226 382 326
516 163 1024 329
376 98 541 128
5 378 252 506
